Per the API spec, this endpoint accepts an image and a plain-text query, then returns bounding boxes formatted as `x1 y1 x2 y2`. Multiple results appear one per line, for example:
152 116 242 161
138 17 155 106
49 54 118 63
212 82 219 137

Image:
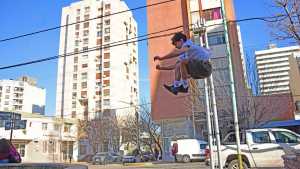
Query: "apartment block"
255 45 300 118
56 0 139 120
0 76 46 115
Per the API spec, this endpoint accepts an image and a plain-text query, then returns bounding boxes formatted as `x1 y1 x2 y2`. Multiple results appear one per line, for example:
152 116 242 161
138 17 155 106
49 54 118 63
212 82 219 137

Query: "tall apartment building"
147 0 249 159
0 76 46 115
56 0 139 120
255 45 300 118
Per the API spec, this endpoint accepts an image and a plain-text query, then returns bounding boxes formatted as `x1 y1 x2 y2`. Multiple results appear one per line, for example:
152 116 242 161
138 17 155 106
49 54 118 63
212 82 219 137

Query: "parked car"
141 152 155 162
171 139 207 163
122 154 138 163
206 128 300 169
92 152 122 165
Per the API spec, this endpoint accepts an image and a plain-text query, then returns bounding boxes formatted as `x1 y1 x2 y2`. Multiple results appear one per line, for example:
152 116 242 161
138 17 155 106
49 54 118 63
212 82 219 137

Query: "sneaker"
178 85 189 93
163 84 178 95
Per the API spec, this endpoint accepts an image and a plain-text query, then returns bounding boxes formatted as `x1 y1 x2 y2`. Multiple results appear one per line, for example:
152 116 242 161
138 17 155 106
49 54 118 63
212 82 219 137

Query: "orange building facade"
146 0 289 159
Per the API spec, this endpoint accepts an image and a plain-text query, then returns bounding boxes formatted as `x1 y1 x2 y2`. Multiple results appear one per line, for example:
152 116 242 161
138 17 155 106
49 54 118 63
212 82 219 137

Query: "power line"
0 14 295 70
0 25 183 70
0 0 176 43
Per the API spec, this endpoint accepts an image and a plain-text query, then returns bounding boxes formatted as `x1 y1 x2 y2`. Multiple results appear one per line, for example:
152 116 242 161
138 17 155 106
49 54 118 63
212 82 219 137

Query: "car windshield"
272 131 300 143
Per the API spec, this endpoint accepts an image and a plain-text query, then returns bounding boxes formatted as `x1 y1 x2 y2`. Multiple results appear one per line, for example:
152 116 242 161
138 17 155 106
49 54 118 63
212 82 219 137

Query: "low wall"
0 163 87 169
282 150 300 169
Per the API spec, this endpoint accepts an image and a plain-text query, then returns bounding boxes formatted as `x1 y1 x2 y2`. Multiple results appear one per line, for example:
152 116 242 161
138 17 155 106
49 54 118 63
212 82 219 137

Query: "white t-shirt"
179 40 211 61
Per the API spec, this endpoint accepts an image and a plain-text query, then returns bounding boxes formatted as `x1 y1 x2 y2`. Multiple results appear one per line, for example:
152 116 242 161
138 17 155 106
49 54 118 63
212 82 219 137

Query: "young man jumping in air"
154 32 212 95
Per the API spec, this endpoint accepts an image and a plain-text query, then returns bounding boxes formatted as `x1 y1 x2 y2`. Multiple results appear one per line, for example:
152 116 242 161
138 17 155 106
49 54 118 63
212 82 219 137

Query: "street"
88 162 208 169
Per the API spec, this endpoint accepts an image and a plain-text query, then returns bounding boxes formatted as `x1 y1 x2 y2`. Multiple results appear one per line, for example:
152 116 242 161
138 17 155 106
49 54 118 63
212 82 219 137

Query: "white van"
171 139 207 163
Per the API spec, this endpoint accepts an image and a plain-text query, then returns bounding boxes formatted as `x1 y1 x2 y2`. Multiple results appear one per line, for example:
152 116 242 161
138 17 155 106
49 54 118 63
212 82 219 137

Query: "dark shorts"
186 59 212 79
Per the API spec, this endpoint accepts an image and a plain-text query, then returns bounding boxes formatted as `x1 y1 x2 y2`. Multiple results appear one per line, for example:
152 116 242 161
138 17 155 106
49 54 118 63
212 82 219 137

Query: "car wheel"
182 155 190 163
227 159 249 169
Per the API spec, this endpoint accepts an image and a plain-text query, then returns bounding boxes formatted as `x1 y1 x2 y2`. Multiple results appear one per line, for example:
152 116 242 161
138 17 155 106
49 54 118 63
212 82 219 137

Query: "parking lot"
88 162 208 169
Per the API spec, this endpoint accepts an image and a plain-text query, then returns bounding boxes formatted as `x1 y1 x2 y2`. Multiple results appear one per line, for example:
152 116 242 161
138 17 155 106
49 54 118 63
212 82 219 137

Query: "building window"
42 123 48 130
64 123 72 132
81 82 87 89
104 28 110 34
104 89 110 96
5 95 9 99
81 91 87 98
83 38 89 45
73 74 77 80
84 14 89 21
75 24 80 30
83 30 89 36
74 48 79 53
105 4 111 10
72 92 77 99
207 31 226 46
97 31 102 37
81 72 88 80
73 83 77 90
72 101 76 108
84 7 90 13
15 144 26 157
103 99 110 106
4 101 9 105
76 16 80 22
104 53 110 59
203 7 222 21
75 40 79 47
83 22 89 28
74 56 78 63
104 36 110 42
96 39 102 45
74 65 78 72
104 19 110 25
103 71 110 77
96 73 101 80
75 32 79 38
83 46 88 52
104 62 110 68
103 80 110 87
97 23 102 29
72 111 76 118
82 63 88 68
6 87 10 93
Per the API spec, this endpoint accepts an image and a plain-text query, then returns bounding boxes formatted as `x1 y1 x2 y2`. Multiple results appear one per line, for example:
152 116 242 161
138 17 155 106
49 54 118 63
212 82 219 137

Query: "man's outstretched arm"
154 47 189 61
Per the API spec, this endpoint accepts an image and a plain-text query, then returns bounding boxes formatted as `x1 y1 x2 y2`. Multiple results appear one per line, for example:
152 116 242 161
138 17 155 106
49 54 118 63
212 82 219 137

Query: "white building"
0 112 77 162
255 45 300 95
0 76 46 115
56 0 139 120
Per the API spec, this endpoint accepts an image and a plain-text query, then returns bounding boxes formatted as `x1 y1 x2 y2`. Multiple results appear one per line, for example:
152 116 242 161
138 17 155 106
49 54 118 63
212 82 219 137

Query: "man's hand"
154 56 161 61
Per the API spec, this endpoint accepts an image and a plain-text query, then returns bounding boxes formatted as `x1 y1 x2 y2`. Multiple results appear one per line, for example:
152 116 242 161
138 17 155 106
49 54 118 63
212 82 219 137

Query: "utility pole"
10 112 15 142
220 0 243 168
203 28 223 169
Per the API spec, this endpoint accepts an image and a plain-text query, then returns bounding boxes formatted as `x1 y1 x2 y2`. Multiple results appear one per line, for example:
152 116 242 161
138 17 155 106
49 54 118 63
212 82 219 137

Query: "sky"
0 0 293 116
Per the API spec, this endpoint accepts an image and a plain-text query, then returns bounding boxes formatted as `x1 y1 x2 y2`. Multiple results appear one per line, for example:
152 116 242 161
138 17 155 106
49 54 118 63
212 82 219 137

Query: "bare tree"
77 110 120 154
269 0 300 44
121 102 163 157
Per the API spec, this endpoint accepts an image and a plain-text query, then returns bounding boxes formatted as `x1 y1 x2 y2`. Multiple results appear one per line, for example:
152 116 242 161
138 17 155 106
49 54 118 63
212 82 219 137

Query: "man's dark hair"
171 32 187 44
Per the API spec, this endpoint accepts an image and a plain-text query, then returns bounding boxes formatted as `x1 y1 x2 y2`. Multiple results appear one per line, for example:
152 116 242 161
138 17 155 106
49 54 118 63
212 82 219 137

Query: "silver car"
92 152 122 165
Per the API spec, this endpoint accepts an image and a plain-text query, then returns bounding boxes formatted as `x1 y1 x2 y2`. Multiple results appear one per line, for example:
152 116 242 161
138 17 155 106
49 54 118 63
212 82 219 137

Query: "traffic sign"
0 111 21 120
4 120 27 130
15 120 27 129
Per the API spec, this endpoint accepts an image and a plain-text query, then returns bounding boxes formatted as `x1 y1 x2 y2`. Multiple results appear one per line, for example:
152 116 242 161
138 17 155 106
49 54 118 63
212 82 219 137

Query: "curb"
123 162 153 167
